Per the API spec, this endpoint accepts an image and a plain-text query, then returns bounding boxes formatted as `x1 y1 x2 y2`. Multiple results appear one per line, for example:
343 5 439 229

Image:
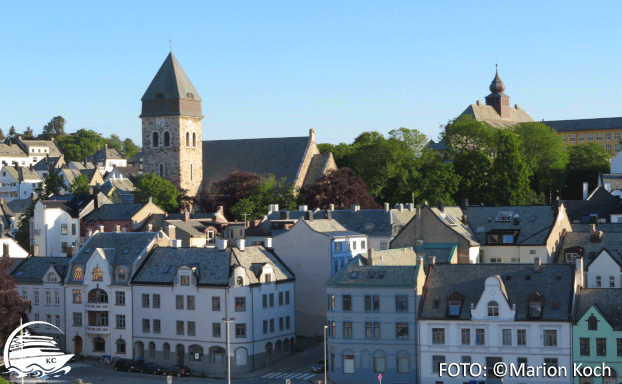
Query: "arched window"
116 338 126 354
116 267 126 281
163 343 170 360
92 267 103 281
192 132 196 147
275 340 282 354
210 346 225 363
152 131 159 148
397 351 410 373
164 131 171 147
189 345 203 361
187 92 194 100
93 337 105 352
236 276 243 286
186 132 190 147
158 163 165 178
190 163 193 181
74 267 83 280
88 289 108 303
47 273 57 282
148 342 156 358
488 301 499 317
588 314 598 330
265 342 273 356
156 92 165 99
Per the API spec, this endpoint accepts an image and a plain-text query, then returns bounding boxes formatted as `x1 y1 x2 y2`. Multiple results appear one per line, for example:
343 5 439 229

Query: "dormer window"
47 273 57 282
448 301 461 316
117 268 126 281
181 275 190 286
236 276 243 286
487 301 499 317
529 302 542 318
265 273 272 283
92 267 103 281
588 314 598 330
74 267 83 280
496 211 513 222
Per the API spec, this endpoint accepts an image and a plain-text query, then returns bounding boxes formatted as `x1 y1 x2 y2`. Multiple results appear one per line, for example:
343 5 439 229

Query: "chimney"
583 182 589 200
368 248 374 266
83 158 87 167
263 237 272 248
351 204 360 212
306 210 314 221
576 257 584 288
217 205 224 215
280 210 289 220
236 238 245 251
430 256 436 266
325 210 332 220
167 224 175 239
395 203 404 212
115 224 121 233
461 199 468 211
384 203 389 212
408 203 414 212
438 201 444 212
87 228 93 238
329 204 334 211
184 211 190 222
31 191 36 200
416 240 424 247
476 100 482 106
172 239 182 248
29 163 32 171
217 239 228 251
98 225 104 233
515 104 519 109
534 257 541 273
605 182 611 192
461 214 467 225
589 223 596 233
148 196 153 204
3 242 9 258
513 214 520 226
309 128 315 142
104 143 108 150
97 145 100 152
416 256 423 267
147 224 153 232
299 205 308 212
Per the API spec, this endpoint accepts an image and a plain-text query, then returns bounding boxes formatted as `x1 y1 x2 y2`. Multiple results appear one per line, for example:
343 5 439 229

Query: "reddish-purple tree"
300 167 380 210
0 257 29 348
197 171 262 216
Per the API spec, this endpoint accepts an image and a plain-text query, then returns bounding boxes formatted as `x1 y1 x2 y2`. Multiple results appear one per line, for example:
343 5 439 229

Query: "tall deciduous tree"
0 256 29 348
299 167 380 210
197 172 262 216
133 173 180 212
230 175 297 221
440 115 498 157
36 171 66 199
68 174 90 195
562 143 613 200
452 150 492 206
416 149 460 205
490 130 531 205
42 116 66 140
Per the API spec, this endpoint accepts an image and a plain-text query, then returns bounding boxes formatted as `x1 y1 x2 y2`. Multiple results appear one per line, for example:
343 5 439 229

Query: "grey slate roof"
202 136 311 189
33 156 64 172
0 143 28 158
302 219 364 237
461 205 557 245
128 152 142 164
166 219 211 237
68 161 95 170
600 174 622 192
575 289 622 330
17 139 62 157
82 203 146 224
4 166 42 182
12 257 70 283
563 187 621 223
420 263 575 321
460 104 534 128
7 197 33 214
428 206 479 246
427 140 449 151
544 117 622 133
86 146 125 164
132 245 294 286
557 230 622 268
142 52 201 102
327 255 417 287
359 248 418 266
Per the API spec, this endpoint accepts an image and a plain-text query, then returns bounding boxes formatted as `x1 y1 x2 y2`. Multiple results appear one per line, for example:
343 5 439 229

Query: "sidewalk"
233 343 321 380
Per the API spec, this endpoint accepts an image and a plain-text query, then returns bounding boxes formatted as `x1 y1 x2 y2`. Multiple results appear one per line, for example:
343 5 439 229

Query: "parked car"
311 358 326 373
137 362 163 375
114 359 135 372
162 365 191 377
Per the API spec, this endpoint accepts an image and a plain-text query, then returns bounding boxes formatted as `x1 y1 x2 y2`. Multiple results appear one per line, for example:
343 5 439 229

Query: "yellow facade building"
544 117 622 153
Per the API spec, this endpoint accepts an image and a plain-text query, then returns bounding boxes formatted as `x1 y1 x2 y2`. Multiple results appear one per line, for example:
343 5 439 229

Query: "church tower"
140 53 203 197
484 66 511 119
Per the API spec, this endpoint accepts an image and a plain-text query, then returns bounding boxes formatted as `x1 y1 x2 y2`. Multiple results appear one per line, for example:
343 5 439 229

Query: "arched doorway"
176 344 185 366
604 369 617 384
73 336 83 355
134 341 144 359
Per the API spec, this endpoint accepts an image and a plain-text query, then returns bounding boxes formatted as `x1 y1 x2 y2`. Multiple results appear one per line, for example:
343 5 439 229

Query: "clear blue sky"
1 1 621 146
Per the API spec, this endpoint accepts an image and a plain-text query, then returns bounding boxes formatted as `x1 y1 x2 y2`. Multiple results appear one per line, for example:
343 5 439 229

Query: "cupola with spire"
485 65 511 119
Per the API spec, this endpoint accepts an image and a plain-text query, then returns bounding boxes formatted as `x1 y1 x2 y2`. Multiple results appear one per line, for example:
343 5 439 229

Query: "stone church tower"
140 52 203 197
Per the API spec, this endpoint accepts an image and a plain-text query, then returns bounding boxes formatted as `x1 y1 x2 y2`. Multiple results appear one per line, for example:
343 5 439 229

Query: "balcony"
86 302 109 311
86 326 110 334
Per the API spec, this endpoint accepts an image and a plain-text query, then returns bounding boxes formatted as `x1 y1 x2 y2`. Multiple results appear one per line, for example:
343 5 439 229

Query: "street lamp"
324 325 328 384
222 317 236 384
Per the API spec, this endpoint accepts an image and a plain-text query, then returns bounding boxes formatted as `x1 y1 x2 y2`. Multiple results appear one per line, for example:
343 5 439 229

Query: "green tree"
562 143 613 200
69 174 90 195
489 130 531 205
416 149 460 205
440 115 498 157
15 203 34 251
5 126 17 144
55 129 104 162
0 129 5 142
35 171 66 199
317 142 354 168
388 127 428 157
22 126 34 140
133 173 180 212
42 116 66 140
452 150 492 205
230 175 297 221
121 138 141 159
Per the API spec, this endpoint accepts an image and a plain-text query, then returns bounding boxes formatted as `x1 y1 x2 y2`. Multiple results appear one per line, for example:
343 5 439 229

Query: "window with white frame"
543 330 557 347
488 301 499 317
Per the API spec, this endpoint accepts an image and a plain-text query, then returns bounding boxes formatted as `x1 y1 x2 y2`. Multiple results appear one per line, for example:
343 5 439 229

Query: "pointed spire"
489 64 506 93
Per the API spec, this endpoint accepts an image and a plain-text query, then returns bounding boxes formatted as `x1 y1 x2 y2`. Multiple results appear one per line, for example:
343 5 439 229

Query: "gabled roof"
11 257 70 283
17 139 62 157
68 161 95 170
299 218 364 238
7 197 33 214
127 152 142 164
33 156 64 172
86 146 125 164
142 52 201 102
575 289 622 330
557 230 622 268
420 263 575 321
545 117 622 133
327 255 417 287
563 187 620 222
600 174 622 192
426 206 479 246
460 105 534 128
0 143 28 158
427 140 449 151
202 136 311 189
3 166 42 182
359 248 418 266
302 153 336 187
82 203 147 224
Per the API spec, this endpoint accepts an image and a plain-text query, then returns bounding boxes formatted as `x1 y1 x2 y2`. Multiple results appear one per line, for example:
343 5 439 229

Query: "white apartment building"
0 165 42 202
31 199 80 256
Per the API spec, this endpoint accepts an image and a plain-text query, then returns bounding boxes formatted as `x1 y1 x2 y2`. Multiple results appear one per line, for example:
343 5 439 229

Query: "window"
618 338 622 356
462 356 472 364
212 296 221 311
597 338 607 356
153 319 161 334
580 338 590 356
177 321 184 335
588 133 593 141
530 302 542 318
93 337 105 352
61 242 67 253
33 290 39 305
285 291 290 305
190 163 193 181
92 267 103 281
186 131 190 147
588 314 598 330
235 323 246 338
607 132 612 140
397 353 410 373
597 133 602 141
143 319 150 333
192 132 197 147
343 322 352 338
502 329 512 346
461 329 470 345
116 339 126 354
380 242 388 250
210 346 225 363
186 295 195 310
61 224 68 235
235 297 246 311
330 321 335 337
488 301 499 317
343 295 352 311
476 329 485 345
432 355 445 373
116 268 126 281
176 295 184 309
181 275 190 286
188 321 196 336
607 144 612 151
374 354 386 373
269 293 274 307
149 342 155 358
396 295 408 312
373 295 379 311
543 330 557 347
74 267 83 280
116 315 125 329
448 301 461 316
279 292 283 306
46 290 51 305
397 323 408 339
617 132 620 140
611 276 616 288
432 328 445 344
343 354 355 374
142 294 150 308
213 323 221 337
579 133 584 142
617 144 621 152
158 163 165 177
279 317 284 331
365 295 372 311
54 315 60 327
562 135 566 142
164 131 170 147
153 294 160 308
517 329 526 346
335 242 342 252
544 358 558 368
54 291 60 305
286 316 291 329
73 312 82 326
152 131 159 148
570 134 576 142
72 289 82 304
